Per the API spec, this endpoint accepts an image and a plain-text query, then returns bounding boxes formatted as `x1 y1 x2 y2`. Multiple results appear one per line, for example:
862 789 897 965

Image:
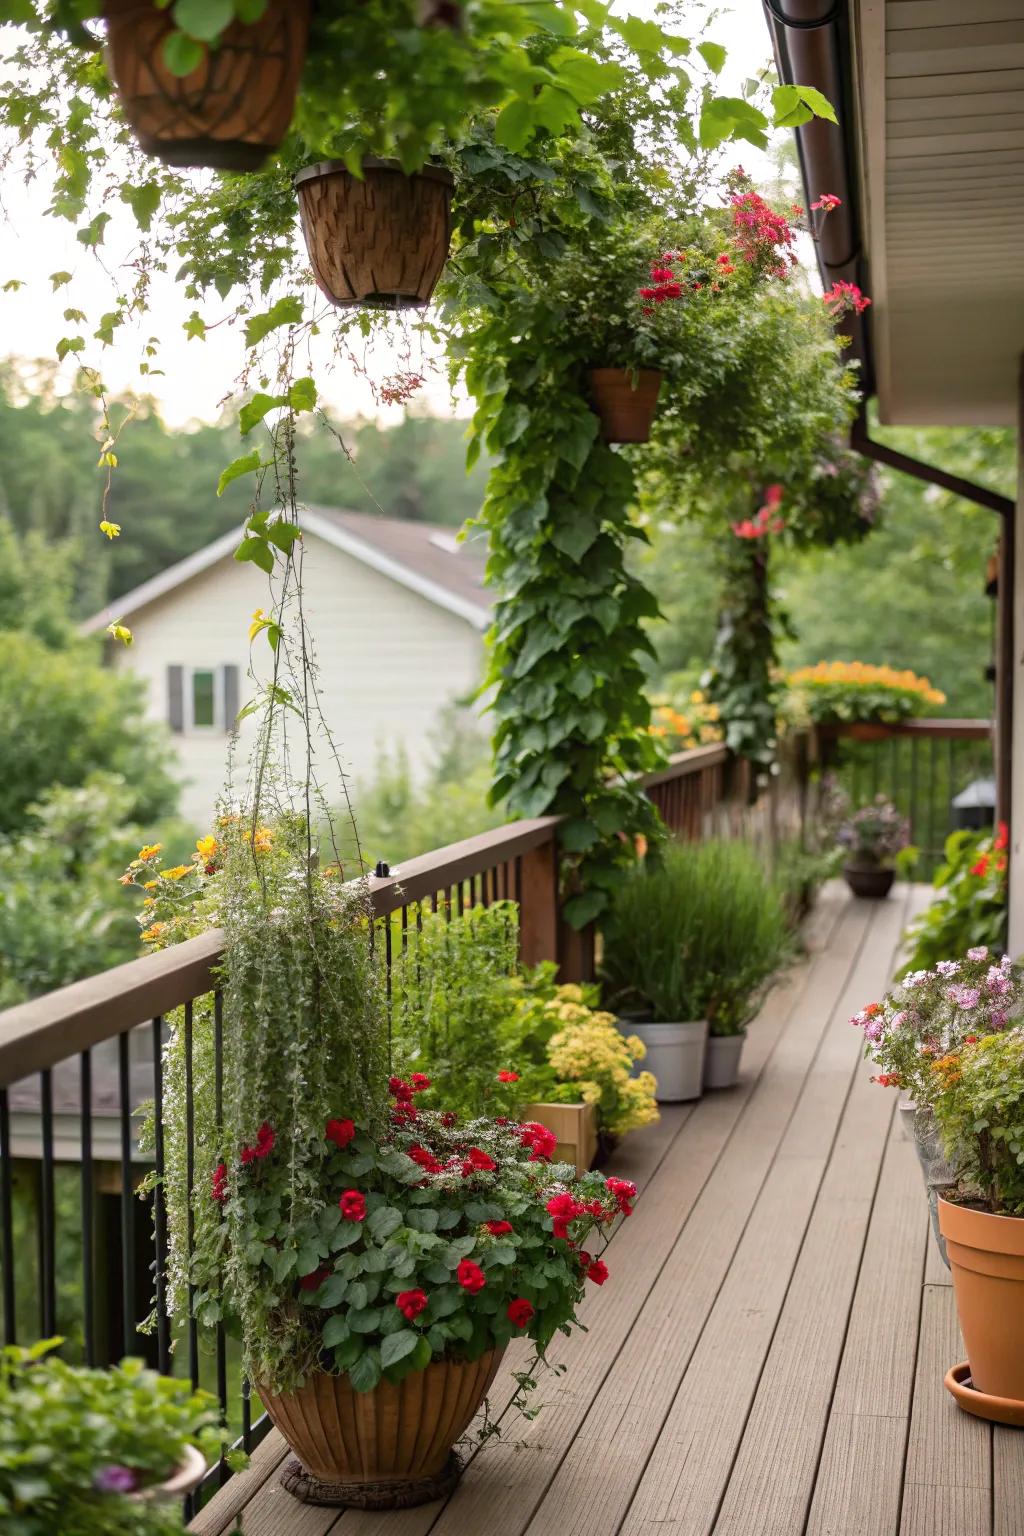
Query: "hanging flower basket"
259 1352 504 1508
587 368 662 444
293 158 455 309
102 0 310 171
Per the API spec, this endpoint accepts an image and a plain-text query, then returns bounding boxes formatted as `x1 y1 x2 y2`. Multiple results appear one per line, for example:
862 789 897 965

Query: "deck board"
191 884 1022 1536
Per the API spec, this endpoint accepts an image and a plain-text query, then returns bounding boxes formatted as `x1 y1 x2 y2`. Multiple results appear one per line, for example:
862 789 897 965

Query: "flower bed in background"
787 661 946 725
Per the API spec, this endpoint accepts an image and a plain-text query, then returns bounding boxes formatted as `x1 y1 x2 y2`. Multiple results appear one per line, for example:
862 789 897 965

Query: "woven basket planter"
587 368 662 443
102 0 310 170
257 1350 504 1508
294 158 454 309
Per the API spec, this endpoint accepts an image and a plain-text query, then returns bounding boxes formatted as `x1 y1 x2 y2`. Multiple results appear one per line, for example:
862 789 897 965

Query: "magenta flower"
94 1465 139 1493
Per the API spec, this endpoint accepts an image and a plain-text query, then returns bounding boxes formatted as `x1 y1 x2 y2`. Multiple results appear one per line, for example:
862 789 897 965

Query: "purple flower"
967 946 989 962
991 1009 1009 1029
949 985 980 1010
94 1465 139 1494
936 960 960 977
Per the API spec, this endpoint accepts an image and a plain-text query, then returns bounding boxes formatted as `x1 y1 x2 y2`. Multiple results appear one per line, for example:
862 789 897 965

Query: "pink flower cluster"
730 191 797 276
732 483 784 541
823 280 871 318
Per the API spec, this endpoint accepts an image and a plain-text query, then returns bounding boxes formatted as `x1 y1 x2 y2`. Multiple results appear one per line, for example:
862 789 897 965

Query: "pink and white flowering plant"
851 947 1023 1104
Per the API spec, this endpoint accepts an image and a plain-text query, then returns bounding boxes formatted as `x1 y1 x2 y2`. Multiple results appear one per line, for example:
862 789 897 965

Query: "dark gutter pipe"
763 0 1014 522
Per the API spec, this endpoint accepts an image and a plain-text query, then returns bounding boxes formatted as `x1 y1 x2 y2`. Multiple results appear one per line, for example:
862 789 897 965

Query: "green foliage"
900 825 1008 977
600 839 789 1034
933 1029 1024 1216
392 901 521 1120
770 837 834 934
0 1340 223 1536
0 630 177 836
703 540 778 777
0 776 171 1007
352 709 504 868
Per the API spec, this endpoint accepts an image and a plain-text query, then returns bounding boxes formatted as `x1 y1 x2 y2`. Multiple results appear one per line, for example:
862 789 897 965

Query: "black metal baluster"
242 1375 253 1453
213 990 229 1484
40 1069 56 1340
117 1035 135 1356
151 1017 171 1376
80 1051 95 1365
926 736 938 877
910 737 920 854
457 880 466 916
385 918 393 1070
184 1000 199 1390
514 855 523 909
0 1087 15 1344
947 736 956 843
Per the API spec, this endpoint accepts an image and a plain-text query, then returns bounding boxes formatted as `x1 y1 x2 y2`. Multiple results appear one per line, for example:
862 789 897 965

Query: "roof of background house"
83 506 492 635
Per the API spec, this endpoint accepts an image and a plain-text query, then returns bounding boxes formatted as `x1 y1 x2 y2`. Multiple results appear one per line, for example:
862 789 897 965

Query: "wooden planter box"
521 1102 598 1175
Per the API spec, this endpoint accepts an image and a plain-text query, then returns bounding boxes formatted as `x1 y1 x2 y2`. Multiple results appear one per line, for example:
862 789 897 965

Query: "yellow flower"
107 622 133 646
138 844 162 862
625 1034 646 1061
140 922 165 943
196 834 218 860
99 519 121 539
142 880 158 891
142 897 155 908
556 984 584 1004
160 865 192 881
253 826 273 853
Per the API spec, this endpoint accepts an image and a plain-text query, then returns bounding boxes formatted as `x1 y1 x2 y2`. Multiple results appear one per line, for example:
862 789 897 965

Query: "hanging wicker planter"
293 158 455 309
587 368 663 444
102 0 310 171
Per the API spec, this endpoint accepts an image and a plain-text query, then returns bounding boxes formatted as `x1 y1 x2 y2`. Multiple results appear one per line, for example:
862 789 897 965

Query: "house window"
191 669 218 729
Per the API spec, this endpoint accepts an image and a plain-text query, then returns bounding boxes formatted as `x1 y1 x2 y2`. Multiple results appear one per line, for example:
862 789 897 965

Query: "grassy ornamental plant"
0 1341 223 1536
600 840 789 1036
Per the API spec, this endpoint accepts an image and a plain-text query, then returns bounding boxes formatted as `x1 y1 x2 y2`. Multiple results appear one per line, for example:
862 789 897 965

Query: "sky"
0 1 778 429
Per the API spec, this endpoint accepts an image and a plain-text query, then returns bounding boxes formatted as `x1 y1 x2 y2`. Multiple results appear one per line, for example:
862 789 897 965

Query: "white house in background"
83 506 491 829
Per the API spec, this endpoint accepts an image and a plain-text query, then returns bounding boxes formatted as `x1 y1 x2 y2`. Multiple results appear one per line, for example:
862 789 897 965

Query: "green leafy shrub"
900 824 1008 976
771 838 835 933
600 840 790 1036
932 1029 1024 1215
0 1340 223 1536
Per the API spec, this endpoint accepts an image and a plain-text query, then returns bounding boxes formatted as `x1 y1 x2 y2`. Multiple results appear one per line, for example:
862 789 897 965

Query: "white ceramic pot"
703 1033 745 1090
624 1019 708 1102
131 1444 206 1503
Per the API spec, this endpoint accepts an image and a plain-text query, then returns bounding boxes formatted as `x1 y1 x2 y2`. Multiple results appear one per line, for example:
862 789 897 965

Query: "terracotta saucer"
944 1362 1024 1427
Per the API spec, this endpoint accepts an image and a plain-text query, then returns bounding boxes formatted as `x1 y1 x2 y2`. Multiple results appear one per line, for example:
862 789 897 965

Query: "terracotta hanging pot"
845 721 891 742
257 1350 504 1508
587 368 662 444
102 0 310 171
293 158 455 309
940 1198 1024 1425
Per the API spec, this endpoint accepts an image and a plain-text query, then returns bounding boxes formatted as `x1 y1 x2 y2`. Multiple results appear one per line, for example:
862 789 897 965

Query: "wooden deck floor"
191 883 1024 1536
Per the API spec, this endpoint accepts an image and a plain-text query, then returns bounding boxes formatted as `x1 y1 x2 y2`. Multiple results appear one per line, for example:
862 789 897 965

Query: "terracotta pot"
587 368 662 443
257 1350 504 1506
939 1198 1024 1412
845 721 891 742
103 1 310 171
843 863 895 900
703 1032 745 1090
294 158 454 309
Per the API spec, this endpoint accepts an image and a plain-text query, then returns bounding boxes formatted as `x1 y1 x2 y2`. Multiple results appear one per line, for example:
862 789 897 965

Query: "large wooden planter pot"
521 1102 598 1174
939 1199 1024 1425
587 368 662 443
294 158 454 309
103 1 310 170
258 1350 504 1508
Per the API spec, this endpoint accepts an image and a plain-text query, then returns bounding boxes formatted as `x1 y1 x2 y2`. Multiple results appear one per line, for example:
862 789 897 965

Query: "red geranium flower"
519 1121 557 1162
396 1288 429 1321
507 1297 535 1328
391 1100 418 1125
211 1162 228 1203
240 1121 275 1166
326 1118 356 1150
587 1259 609 1285
971 854 991 877
409 1143 443 1175
497 1070 519 1083
995 822 1010 852
605 1177 636 1217
484 1220 514 1235
339 1189 366 1222
299 1267 330 1292
456 1259 486 1293
389 1076 412 1102
546 1191 583 1240
463 1147 497 1174
410 1073 432 1093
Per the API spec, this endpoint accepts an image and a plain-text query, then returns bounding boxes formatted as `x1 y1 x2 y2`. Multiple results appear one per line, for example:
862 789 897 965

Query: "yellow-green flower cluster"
544 986 659 1138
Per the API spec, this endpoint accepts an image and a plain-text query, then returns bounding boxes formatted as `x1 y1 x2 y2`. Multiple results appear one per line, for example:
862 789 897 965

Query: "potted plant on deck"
855 951 1024 1424
136 818 635 1508
0 1341 224 1534
786 660 946 742
599 840 789 1099
836 794 910 899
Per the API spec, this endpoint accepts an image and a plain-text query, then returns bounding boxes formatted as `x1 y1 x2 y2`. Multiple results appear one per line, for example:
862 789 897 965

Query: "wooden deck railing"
0 738 765 1514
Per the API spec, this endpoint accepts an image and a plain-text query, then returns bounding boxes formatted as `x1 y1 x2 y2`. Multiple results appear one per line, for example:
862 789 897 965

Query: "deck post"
1009 355 1024 953
517 833 559 969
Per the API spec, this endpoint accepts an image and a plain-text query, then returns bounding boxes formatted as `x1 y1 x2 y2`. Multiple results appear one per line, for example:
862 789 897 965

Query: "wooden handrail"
0 745 730 1086
816 719 991 742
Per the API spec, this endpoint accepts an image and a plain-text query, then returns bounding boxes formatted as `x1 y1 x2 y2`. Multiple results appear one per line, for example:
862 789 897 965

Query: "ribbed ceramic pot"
587 368 662 443
103 0 310 170
624 1019 707 1102
939 1200 1024 1412
257 1350 504 1501
703 1033 745 1090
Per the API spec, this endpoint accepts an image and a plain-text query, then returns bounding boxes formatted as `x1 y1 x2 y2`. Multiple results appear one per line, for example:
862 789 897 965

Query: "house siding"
109 532 485 830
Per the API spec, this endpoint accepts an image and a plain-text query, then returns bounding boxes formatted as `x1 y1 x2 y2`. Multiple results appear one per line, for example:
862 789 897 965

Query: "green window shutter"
223 664 239 733
168 665 184 733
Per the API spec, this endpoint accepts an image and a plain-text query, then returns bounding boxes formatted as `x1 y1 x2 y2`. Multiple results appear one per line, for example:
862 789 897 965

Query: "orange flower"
138 843 162 862
140 922 166 943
